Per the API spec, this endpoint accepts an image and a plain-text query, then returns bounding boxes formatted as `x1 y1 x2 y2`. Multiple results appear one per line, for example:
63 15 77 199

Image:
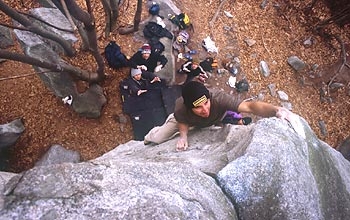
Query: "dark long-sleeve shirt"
180 61 207 83
127 51 168 72
127 71 157 96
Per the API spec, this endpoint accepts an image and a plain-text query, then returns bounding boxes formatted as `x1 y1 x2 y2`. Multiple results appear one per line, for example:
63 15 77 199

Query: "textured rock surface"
1 116 350 219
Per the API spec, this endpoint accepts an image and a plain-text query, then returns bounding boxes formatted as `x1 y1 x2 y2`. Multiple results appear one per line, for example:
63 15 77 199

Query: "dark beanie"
182 81 210 109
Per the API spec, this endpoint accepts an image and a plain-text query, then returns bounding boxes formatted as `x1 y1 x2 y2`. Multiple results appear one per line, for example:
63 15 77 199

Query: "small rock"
318 120 328 137
303 37 313 47
258 93 265 101
118 114 128 124
287 56 306 72
277 90 289 101
260 0 269 9
259 61 270 77
244 38 256 47
267 83 276 97
224 11 234 18
311 64 319 71
281 102 292 110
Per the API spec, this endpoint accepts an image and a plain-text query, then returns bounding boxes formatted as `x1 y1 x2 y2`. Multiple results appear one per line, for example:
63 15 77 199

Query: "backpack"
200 57 214 72
235 79 250 93
104 41 128 69
148 38 165 54
143 22 173 40
169 13 192 30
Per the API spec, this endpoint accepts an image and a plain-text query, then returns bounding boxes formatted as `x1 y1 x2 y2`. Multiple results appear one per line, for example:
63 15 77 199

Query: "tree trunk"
101 0 112 37
61 0 105 81
110 0 119 32
50 0 90 50
119 0 142 34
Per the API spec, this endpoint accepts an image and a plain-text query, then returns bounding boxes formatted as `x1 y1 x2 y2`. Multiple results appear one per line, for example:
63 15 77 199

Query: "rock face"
1 116 350 219
35 144 81 166
0 119 25 150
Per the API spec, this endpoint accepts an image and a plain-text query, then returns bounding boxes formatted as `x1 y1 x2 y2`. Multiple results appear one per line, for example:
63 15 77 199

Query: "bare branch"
0 72 36 81
0 22 29 31
119 0 141 34
327 35 349 95
60 0 77 31
0 49 99 82
209 0 228 28
101 0 112 37
0 0 75 56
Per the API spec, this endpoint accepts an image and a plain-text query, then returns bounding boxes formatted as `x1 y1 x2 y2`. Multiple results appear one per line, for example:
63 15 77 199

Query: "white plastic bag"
202 36 219 53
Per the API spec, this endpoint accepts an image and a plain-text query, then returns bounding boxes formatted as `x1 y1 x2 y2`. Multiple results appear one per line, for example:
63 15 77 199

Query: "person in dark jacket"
128 44 168 73
128 68 161 96
177 58 208 84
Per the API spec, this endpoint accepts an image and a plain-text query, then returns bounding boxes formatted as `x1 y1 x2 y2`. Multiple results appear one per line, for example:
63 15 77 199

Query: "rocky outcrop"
12 7 106 118
35 144 81 167
0 25 14 49
0 119 25 150
1 116 350 219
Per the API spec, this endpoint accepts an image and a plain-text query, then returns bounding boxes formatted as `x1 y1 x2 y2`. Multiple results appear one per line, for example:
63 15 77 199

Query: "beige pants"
144 113 179 144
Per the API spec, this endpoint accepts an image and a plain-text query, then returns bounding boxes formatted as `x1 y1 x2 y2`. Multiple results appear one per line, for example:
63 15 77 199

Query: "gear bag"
104 41 128 69
169 12 192 30
235 79 250 92
143 22 173 40
200 57 214 72
148 38 165 54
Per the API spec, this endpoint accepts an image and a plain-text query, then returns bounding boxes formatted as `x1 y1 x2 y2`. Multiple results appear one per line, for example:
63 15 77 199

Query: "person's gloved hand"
137 65 147 71
154 65 162 72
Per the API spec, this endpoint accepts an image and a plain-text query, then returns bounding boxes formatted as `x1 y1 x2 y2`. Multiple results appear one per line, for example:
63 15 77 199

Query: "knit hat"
131 68 142 77
182 81 210 109
141 44 152 54
192 58 200 65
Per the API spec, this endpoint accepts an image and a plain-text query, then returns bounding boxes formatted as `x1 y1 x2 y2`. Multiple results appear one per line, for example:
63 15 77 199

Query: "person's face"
192 63 199 69
133 73 142 80
191 99 211 118
142 53 151 60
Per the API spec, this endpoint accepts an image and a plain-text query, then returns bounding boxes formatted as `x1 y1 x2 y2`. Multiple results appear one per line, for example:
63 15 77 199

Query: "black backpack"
148 38 165 54
104 41 128 69
235 79 250 93
143 22 173 40
200 57 214 72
